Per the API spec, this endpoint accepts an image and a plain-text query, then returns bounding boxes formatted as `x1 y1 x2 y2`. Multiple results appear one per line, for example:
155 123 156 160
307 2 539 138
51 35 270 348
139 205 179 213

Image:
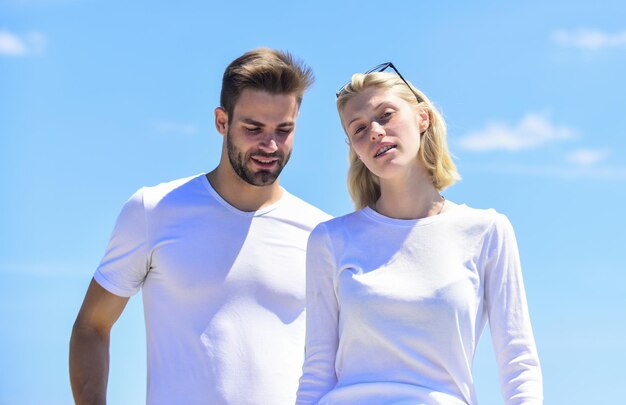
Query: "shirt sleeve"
484 213 543 404
296 223 340 404
93 188 150 297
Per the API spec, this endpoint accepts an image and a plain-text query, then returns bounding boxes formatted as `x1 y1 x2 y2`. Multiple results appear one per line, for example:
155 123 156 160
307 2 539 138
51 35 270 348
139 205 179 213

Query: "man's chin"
250 170 280 186
237 168 280 187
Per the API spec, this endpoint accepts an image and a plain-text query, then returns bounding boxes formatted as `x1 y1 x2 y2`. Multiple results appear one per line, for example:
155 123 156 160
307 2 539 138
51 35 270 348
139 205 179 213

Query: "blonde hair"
337 71 460 209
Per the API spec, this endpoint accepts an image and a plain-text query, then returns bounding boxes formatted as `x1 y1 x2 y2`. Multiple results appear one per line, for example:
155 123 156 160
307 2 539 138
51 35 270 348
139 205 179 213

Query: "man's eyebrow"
239 117 295 128
241 118 265 127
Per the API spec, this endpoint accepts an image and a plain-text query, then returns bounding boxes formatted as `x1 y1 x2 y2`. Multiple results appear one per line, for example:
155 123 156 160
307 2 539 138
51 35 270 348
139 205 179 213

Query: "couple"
69 48 543 404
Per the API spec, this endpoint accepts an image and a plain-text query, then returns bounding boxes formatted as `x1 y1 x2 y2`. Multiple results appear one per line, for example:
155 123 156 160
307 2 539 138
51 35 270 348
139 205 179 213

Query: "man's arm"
69 278 130 405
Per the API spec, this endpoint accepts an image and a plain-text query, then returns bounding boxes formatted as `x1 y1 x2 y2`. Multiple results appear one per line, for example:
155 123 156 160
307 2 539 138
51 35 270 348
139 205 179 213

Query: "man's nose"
258 133 278 153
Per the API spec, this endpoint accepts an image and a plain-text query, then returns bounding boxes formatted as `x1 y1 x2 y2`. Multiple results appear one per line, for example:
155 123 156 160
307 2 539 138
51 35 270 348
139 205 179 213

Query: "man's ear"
215 107 229 136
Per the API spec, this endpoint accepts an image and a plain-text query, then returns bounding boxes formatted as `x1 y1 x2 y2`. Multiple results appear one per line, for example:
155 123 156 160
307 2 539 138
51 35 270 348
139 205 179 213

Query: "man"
69 48 330 404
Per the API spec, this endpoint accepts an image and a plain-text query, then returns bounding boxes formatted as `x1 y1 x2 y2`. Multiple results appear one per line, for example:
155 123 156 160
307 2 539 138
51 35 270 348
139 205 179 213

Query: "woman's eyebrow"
346 102 388 127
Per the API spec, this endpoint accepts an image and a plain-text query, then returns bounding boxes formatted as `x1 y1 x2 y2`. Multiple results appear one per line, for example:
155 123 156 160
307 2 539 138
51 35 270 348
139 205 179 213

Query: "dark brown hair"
220 48 314 121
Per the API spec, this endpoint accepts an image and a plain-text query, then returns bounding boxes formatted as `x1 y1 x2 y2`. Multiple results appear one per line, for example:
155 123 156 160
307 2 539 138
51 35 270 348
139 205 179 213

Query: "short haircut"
220 48 314 121
337 71 461 210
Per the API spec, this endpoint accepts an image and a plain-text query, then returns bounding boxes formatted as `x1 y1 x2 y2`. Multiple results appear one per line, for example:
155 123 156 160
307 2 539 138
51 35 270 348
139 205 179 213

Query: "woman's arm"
297 224 340 404
484 214 543 405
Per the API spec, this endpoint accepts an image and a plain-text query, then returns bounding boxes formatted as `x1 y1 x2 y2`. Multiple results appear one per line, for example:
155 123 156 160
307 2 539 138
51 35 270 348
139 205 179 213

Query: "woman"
296 63 543 404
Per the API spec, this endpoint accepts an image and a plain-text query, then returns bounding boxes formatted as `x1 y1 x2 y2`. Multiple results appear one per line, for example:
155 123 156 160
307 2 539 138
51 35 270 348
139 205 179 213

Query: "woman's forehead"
342 87 404 116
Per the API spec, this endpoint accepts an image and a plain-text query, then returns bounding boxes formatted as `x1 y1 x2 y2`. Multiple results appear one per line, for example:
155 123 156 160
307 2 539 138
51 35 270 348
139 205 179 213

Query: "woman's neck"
375 167 444 220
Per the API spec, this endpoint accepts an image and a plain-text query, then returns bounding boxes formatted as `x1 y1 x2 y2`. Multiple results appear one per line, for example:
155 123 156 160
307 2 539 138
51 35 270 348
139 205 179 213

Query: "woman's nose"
370 122 385 141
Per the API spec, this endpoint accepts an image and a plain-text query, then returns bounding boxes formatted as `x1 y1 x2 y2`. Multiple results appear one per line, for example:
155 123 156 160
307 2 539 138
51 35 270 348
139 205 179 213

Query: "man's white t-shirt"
95 173 331 405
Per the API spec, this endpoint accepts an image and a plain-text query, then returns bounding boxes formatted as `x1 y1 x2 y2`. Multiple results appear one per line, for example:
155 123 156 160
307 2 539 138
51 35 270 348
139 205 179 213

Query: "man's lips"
374 143 397 158
250 155 279 168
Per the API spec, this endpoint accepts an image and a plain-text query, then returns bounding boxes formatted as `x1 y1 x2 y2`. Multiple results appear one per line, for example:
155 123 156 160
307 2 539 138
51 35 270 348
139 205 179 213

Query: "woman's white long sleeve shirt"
297 204 542 404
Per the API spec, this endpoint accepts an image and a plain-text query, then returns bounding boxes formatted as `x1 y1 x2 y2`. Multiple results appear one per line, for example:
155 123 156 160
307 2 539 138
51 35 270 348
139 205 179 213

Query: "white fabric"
94 173 331 405
297 204 542 405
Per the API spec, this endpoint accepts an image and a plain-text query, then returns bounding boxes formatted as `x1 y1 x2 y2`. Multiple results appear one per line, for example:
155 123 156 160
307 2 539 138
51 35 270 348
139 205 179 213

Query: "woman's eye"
381 111 393 120
354 125 366 135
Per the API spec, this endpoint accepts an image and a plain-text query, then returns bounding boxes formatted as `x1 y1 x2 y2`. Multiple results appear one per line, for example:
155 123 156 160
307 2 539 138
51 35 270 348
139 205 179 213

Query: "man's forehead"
231 89 299 123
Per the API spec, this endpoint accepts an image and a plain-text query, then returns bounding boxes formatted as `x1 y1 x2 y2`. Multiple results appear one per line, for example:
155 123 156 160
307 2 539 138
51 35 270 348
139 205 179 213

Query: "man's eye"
277 128 293 135
245 127 261 133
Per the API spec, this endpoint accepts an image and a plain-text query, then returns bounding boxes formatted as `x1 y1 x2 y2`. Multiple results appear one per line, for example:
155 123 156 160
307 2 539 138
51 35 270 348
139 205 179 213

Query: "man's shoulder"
279 190 333 225
138 173 206 209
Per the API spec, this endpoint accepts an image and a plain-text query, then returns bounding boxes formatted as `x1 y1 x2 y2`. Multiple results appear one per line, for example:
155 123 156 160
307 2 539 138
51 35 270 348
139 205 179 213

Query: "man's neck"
206 167 284 212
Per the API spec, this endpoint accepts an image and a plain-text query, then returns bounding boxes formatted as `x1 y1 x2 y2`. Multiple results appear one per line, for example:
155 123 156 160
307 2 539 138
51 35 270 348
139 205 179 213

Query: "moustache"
249 151 283 159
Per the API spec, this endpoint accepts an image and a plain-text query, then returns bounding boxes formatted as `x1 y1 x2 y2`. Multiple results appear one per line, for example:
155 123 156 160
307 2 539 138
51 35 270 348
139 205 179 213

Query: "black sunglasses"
335 62 422 103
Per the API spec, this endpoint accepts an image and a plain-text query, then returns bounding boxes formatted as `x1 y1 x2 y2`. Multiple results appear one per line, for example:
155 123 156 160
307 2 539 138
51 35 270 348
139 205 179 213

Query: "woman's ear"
417 108 430 134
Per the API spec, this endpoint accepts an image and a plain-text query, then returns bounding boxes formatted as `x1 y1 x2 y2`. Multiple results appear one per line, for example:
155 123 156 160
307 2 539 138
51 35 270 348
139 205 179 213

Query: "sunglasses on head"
335 62 422 103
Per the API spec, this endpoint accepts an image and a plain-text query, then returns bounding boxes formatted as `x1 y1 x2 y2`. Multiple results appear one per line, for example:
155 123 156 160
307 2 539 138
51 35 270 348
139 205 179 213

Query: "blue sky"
1 0 625 403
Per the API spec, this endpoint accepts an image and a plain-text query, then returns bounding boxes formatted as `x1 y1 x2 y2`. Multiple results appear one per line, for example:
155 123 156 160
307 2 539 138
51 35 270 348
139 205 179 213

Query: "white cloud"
0 30 26 55
457 113 575 152
0 29 46 56
567 148 611 166
552 29 626 50
25 31 46 54
153 120 198 135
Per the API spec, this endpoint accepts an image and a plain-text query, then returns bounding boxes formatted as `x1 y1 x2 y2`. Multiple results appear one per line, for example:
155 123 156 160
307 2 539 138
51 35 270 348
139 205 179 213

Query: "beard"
226 130 291 186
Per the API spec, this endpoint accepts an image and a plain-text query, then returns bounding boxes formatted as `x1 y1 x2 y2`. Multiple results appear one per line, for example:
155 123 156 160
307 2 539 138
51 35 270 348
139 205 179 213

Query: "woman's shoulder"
313 209 367 233
448 202 513 234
